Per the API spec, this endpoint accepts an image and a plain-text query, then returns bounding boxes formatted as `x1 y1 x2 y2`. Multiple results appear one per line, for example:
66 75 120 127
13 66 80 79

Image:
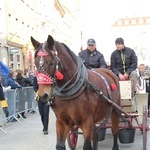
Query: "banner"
0 61 9 76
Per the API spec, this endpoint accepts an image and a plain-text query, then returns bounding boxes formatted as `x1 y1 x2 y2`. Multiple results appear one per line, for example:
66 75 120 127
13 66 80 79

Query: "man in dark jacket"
110 37 138 92
0 84 9 117
33 76 50 135
79 38 107 69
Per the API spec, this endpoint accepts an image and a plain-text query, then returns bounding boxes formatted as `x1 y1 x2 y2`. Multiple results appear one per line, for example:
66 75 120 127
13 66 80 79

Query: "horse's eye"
49 62 53 66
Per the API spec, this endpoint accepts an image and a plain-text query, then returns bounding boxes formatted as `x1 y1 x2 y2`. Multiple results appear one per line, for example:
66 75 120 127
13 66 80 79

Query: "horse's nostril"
43 93 48 100
39 94 49 102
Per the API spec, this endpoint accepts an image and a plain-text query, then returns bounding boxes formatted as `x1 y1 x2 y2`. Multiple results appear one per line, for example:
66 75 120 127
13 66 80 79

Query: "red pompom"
55 70 64 80
110 83 117 91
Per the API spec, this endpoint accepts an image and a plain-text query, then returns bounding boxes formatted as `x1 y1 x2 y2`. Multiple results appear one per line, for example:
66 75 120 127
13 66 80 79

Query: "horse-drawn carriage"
31 35 149 150
67 79 149 150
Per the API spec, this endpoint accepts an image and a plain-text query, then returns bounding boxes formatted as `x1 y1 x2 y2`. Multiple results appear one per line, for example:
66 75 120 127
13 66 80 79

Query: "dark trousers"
38 100 50 131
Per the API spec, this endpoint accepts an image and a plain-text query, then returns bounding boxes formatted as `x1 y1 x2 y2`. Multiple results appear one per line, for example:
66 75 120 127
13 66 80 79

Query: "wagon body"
67 79 149 150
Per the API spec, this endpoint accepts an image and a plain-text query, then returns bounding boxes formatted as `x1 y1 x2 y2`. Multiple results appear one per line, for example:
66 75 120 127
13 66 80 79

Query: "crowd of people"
0 69 35 119
1 37 150 136
0 68 50 135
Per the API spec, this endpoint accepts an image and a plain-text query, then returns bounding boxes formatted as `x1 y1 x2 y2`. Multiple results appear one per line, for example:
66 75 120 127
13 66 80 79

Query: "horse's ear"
31 36 40 49
47 35 54 47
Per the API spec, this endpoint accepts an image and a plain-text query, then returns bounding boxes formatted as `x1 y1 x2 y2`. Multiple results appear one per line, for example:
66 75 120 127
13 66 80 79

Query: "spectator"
78 38 107 69
15 70 32 119
28 71 35 86
33 76 50 135
137 64 150 117
16 70 32 87
4 70 22 122
5 70 22 89
0 75 10 117
137 64 146 86
26 71 35 111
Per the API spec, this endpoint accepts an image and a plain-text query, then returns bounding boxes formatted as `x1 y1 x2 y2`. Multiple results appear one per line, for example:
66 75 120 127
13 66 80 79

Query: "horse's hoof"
112 146 119 150
43 130 48 135
56 145 66 150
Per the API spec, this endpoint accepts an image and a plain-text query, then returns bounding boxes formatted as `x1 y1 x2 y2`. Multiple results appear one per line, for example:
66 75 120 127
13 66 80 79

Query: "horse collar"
54 57 88 100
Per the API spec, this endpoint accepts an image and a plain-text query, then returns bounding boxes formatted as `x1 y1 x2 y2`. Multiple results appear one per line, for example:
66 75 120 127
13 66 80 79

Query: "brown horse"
31 35 121 150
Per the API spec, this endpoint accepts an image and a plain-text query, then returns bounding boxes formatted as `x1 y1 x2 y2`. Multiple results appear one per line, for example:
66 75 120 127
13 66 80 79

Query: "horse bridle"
36 42 61 85
35 42 88 102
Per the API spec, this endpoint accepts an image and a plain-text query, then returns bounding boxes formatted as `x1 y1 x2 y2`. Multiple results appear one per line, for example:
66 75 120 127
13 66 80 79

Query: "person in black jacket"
110 37 138 93
0 84 9 117
15 70 32 118
138 64 150 117
146 78 150 117
79 38 107 69
33 76 50 135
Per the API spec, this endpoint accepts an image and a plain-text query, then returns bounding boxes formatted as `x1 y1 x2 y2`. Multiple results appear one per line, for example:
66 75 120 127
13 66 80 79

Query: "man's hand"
124 73 129 80
118 73 125 81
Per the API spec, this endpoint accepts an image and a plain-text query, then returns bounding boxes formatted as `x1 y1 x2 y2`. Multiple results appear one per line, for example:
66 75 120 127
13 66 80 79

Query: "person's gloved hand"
2 86 11 92
0 100 9 117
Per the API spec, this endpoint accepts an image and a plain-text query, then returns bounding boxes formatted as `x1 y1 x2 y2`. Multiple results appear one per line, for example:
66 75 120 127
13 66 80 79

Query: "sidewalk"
0 111 58 150
0 110 150 150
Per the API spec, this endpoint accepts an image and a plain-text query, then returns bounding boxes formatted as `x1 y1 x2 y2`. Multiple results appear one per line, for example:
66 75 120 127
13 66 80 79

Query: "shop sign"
9 47 19 53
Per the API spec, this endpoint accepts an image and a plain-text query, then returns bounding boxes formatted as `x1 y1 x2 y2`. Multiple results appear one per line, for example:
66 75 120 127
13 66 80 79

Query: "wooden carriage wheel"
142 105 148 150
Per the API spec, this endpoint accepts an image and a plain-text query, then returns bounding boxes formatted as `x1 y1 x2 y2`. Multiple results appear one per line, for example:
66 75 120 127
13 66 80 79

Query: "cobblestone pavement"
0 110 150 150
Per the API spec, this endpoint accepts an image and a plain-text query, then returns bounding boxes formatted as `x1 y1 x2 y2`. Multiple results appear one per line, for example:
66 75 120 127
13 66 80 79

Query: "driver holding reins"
78 38 107 69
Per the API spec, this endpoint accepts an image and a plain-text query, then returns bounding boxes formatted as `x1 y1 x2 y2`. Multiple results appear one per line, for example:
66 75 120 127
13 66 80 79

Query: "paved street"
0 110 150 150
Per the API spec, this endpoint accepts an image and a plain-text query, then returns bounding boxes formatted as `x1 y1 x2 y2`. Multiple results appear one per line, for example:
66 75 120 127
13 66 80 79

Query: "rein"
87 71 114 133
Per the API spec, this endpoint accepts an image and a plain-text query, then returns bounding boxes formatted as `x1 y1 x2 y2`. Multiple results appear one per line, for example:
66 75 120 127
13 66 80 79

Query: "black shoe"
17 115 20 118
43 130 48 135
31 110 36 114
22 115 27 119
11 118 17 122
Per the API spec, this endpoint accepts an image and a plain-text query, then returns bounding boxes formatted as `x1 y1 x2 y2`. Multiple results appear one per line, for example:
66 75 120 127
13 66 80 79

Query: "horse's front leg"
82 117 94 150
56 120 69 150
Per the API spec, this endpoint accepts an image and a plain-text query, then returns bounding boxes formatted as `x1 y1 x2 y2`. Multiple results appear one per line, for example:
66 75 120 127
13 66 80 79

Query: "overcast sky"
80 0 150 63
81 0 149 35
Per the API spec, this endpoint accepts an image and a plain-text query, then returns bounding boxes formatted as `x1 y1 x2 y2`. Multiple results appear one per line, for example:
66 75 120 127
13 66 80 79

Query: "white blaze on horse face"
38 84 52 97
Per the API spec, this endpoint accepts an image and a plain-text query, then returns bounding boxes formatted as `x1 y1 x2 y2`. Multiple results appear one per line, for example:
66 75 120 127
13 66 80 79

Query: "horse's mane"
59 42 78 63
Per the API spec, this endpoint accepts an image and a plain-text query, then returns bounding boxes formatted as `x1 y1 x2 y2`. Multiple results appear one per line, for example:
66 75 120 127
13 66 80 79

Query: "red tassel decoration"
55 70 64 80
110 83 117 91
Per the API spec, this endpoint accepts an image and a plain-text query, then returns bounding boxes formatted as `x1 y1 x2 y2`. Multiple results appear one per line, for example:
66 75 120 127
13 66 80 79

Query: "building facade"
0 0 81 71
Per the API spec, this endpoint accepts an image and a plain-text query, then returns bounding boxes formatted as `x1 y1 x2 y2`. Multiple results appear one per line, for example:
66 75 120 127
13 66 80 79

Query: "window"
17 55 20 62
124 20 129 25
10 63 14 69
10 54 14 61
17 64 20 69
117 21 122 26
131 19 136 25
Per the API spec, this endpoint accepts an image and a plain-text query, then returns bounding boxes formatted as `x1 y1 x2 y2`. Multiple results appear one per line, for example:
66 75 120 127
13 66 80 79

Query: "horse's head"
31 35 78 102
